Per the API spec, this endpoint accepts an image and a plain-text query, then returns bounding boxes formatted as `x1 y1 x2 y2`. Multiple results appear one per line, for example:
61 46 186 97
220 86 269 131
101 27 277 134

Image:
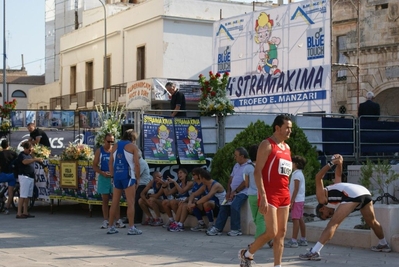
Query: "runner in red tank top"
262 137 292 206
239 114 293 267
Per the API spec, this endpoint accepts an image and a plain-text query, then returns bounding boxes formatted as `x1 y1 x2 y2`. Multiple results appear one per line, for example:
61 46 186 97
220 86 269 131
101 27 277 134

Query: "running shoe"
238 249 254 267
151 218 163 226
142 217 154 226
227 230 242 236
116 219 126 228
170 224 184 232
299 250 321 261
127 226 143 235
162 220 174 228
107 226 119 234
286 240 299 248
371 244 391 252
190 222 207 232
167 221 178 231
100 220 108 229
206 226 222 236
298 239 308 246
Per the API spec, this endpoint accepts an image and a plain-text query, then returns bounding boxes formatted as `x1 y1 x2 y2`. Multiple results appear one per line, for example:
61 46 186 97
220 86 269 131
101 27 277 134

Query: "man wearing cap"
358 91 380 121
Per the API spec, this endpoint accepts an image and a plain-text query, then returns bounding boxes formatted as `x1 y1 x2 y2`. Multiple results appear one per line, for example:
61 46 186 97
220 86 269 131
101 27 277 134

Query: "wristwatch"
235 189 239 194
327 161 334 168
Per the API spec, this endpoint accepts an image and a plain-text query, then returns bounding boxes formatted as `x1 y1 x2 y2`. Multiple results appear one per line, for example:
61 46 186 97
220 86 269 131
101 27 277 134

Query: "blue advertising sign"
174 117 206 164
142 115 177 164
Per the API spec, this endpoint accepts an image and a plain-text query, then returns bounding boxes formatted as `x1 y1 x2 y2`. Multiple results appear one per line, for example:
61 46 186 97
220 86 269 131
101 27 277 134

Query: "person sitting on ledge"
299 154 391 261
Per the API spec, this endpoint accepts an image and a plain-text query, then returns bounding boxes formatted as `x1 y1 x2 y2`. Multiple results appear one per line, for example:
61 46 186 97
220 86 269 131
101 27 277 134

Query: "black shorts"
353 194 372 211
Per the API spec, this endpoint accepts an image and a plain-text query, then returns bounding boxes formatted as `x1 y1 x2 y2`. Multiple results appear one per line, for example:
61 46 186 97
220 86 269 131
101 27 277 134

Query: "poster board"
60 161 78 189
213 0 331 114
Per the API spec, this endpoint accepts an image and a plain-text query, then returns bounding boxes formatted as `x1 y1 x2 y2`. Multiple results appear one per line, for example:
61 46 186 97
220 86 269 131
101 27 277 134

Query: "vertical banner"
142 114 177 164
34 161 50 201
213 0 331 114
26 111 36 125
51 111 62 127
11 111 24 127
62 111 75 127
174 117 206 164
37 111 51 127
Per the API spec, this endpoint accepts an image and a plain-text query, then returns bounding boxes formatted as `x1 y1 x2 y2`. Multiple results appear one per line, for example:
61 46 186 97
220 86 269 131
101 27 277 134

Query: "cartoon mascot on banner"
254 12 281 77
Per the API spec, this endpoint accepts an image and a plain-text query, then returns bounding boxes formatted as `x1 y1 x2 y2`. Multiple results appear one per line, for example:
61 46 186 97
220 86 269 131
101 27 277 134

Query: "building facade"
332 0 399 118
45 0 255 109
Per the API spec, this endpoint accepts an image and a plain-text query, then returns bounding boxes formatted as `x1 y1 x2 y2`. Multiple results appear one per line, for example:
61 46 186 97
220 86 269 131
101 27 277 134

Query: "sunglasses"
106 141 114 144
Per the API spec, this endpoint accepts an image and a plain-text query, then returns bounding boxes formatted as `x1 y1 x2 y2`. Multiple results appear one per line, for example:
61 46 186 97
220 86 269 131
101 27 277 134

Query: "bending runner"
299 154 391 261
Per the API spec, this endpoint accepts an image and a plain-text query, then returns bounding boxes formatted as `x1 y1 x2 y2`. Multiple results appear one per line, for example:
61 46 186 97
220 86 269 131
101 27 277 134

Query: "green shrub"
210 119 320 196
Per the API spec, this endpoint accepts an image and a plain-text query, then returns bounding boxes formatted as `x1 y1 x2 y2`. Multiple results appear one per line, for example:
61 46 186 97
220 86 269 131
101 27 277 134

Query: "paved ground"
0 203 397 267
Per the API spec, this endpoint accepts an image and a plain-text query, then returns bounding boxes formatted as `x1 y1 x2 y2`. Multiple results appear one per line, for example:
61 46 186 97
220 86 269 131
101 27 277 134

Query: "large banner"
174 117 206 164
142 115 177 164
213 0 331 114
8 130 83 156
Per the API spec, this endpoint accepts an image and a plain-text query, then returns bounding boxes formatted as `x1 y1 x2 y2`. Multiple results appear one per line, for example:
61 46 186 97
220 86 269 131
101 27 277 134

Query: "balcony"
50 83 126 110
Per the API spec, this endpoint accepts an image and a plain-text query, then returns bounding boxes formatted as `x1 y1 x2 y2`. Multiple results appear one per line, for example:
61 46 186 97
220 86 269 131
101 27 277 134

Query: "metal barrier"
358 115 399 160
4 108 399 164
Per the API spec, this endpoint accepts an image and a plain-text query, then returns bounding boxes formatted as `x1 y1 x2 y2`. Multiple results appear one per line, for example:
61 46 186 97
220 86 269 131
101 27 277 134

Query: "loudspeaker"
121 124 135 136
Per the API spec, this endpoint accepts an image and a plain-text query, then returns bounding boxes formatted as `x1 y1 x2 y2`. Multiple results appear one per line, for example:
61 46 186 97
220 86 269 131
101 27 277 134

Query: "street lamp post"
99 0 107 107
2 0 6 106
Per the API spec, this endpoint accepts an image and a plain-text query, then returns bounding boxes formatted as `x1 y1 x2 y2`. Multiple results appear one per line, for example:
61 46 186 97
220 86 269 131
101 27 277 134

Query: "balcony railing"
50 83 126 110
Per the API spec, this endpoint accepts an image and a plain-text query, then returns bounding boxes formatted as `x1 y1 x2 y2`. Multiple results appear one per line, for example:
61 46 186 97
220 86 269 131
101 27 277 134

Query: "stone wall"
331 0 399 118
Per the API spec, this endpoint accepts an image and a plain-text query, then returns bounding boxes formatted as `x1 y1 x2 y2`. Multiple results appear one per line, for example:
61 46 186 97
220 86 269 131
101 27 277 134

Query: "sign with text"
174 117 206 164
126 79 152 109
60 161 78 189
213 0 331 114
142 114 177 164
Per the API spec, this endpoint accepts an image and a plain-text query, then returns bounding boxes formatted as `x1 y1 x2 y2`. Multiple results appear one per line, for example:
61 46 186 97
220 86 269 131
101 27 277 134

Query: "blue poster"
51 111 62 127
11 111 24 127
26 111 36 125
62 111 75 127
37 111 51 127
174 117 206 164
143 114 177 164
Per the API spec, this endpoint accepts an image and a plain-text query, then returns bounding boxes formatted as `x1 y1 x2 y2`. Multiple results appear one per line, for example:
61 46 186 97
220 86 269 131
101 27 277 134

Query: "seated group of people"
138 167 226 232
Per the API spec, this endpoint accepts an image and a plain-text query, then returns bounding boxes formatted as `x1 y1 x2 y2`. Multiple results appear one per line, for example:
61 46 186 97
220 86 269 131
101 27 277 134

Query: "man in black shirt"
16 142 43 219
0 140 18 214
27 123 51 148
166 82 186 117
358 91 380 121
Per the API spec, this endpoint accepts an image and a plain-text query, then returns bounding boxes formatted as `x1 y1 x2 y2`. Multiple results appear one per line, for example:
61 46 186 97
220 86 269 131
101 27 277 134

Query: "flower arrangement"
32 144 51 159
0 99 17 132
61 142 94 161
198 71 235 117
0 119 11 131
94 102 126 147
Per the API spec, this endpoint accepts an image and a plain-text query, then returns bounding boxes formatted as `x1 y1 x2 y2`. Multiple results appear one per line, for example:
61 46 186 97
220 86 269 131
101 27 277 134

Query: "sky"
0 0 45 76
0 0 288 77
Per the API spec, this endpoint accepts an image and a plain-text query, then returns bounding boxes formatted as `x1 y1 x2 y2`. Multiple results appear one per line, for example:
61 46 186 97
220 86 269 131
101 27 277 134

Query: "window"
86 61 94 101
70 66 77 95
337 35 347 81
137 46 145 80
11 90 27 98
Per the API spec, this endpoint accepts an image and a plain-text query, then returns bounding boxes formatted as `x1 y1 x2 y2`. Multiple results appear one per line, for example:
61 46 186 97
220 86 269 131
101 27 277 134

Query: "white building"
32 0 274 110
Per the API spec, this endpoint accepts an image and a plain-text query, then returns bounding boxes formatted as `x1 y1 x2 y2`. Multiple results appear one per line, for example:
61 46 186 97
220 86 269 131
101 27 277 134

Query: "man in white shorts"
299 154 391 261
16 142 43 219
